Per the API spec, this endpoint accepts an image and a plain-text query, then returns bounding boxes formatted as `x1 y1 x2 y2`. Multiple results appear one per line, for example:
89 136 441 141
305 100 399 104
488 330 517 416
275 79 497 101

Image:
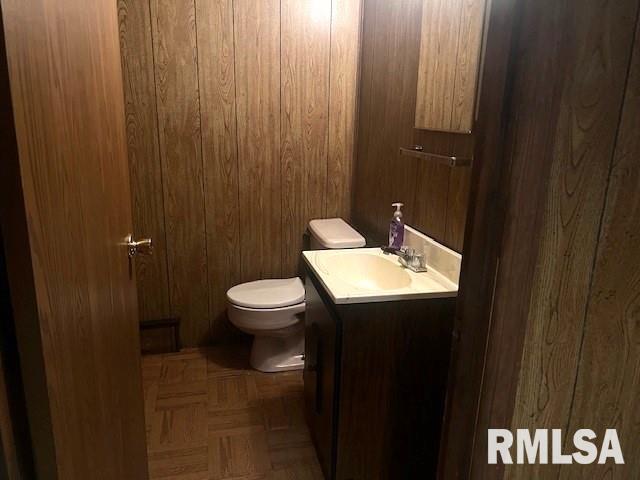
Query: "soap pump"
388 202 405 249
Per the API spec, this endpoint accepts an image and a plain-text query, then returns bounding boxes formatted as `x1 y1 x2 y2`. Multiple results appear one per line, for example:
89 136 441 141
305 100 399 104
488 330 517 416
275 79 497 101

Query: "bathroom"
1 0 639 479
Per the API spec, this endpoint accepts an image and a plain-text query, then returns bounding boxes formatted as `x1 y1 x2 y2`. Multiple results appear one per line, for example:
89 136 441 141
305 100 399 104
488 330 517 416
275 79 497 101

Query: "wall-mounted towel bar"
399 146 472 167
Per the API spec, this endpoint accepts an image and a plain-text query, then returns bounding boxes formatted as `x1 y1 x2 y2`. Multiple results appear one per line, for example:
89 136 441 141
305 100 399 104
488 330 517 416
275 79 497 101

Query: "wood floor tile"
208 406 264 436
255 372 303 399
267 428 317 469
148 446 208 480
160 353 207 385
209 430 271 480
156 381 208 409
148 404 207 451
206 343 253 378
267 462 324 480
209 375 260 411
142 346 323 479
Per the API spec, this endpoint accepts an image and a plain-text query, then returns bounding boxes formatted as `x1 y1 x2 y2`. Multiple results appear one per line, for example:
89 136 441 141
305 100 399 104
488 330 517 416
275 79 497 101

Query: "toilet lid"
308 218 366 249
227 277 305 309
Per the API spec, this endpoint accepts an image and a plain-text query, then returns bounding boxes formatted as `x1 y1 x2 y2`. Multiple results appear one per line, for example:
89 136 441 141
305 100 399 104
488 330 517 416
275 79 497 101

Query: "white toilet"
226 218 366 372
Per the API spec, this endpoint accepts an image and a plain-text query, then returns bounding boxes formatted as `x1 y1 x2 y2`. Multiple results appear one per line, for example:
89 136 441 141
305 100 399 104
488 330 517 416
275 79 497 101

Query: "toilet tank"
308 218 366 250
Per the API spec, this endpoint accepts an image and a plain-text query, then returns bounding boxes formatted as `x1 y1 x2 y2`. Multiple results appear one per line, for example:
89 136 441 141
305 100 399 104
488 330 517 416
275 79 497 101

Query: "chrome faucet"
382 246 428 273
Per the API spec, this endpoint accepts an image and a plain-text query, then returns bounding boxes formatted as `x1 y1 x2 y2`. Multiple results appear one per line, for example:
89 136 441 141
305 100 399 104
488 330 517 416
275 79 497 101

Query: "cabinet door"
415 0 487 132
303 275 338 479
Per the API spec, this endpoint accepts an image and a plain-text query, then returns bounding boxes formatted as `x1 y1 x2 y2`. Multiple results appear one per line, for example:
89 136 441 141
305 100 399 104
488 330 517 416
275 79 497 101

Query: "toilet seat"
227 301 306 332
227 277 305 309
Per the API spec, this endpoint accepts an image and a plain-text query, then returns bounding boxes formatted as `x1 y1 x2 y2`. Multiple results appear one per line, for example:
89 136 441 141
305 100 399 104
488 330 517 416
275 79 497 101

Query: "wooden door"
0 0 148 478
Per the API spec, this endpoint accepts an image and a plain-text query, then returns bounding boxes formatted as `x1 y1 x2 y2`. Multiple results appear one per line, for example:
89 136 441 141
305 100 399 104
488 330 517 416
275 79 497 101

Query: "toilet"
227 218 366 372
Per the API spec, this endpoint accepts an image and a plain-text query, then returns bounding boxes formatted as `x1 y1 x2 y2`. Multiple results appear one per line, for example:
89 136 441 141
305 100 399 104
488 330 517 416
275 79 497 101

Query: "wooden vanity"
303 264 456 479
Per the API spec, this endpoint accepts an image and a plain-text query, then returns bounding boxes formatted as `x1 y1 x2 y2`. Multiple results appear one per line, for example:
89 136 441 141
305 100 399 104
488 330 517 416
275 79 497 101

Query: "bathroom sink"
303 245 460 304
318 252 412 291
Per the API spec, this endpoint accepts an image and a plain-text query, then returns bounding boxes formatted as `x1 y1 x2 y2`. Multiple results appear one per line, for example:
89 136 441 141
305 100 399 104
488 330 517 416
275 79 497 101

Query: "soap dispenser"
388 202 405 249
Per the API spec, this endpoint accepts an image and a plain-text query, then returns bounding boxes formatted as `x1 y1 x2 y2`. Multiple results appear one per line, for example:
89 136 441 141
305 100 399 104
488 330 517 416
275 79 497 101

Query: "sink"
303 246 460 304
318 253 412 291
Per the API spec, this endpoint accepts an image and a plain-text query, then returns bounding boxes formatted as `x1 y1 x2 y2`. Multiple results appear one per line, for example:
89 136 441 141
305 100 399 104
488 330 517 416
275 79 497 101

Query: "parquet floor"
141 343 324 480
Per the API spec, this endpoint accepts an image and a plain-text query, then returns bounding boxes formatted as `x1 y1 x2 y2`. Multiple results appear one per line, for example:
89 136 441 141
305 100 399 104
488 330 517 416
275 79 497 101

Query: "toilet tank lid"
308 218 366 249
227 278 305 309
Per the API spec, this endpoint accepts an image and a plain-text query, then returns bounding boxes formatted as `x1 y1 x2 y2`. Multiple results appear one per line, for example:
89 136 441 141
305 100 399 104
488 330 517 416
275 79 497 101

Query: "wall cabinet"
303 266 456 479
414 0 488 132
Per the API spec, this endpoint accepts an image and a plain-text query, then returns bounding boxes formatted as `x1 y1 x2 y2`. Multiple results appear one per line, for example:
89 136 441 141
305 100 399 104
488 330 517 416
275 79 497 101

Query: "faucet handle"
410 252 424 269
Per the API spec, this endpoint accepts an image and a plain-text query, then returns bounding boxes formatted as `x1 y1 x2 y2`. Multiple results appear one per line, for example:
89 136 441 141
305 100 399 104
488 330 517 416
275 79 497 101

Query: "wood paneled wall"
352 0 473 252
505 2 640 478
439 0 640 476
118 0 361 346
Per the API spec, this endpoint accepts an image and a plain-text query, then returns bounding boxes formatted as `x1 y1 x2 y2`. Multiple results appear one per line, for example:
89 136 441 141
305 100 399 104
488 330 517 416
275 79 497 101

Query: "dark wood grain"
353 0 423 234
444 168 472 252
150 0 210 346
119 2 361 346
0 0 149 476
304 265 455 480
234 0 283 282
326 0 362 219
304 274 339 479
336 298 455 480
502 1 640 478
352 0 473 252
414 0 487 132
439 0 640 478
561 27 640 479
281 0 331 277
196 0 241 340
118 0 172 324
437 0 522 476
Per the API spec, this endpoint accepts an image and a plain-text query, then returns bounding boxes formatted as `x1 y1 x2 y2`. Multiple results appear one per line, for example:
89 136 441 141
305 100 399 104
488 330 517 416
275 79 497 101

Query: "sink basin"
318 253 412 291
303 246 459 304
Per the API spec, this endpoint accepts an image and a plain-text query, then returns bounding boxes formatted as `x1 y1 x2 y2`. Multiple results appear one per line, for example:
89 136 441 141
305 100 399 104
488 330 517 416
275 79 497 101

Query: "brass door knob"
126 235 153 258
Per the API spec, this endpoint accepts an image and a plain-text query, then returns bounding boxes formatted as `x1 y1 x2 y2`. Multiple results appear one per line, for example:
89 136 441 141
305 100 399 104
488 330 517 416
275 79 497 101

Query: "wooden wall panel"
437 0 640 476
444 168 472 252
412 129 474 248
352 0 473 252
326 0 362 219
562 29 640 478
353 0 423 235
234 0 282 282
196 0 241 339
120 1 361 346
150 0 210 346
118 0 171 323
281 0 331 276
504 1 640 478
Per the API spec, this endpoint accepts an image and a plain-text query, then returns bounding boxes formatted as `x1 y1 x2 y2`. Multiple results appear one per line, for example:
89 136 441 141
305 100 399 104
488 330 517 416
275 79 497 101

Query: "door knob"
126 235 153 258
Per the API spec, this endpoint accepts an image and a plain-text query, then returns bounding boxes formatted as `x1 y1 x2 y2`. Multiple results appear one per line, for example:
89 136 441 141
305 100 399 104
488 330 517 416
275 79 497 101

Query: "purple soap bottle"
388 202 404 249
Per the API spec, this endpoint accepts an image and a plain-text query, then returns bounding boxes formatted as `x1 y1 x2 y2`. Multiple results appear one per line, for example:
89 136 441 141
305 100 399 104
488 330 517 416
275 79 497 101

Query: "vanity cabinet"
414 0 488 132
303 267 456 479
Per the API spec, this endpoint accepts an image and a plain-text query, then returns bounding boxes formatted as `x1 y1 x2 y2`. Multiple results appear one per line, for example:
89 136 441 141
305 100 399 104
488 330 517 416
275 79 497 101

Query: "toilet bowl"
226 218 365 373
227 278 306 372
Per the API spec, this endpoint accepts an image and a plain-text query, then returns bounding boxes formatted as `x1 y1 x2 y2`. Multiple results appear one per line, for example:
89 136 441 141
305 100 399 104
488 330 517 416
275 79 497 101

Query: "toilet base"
250 330 304 373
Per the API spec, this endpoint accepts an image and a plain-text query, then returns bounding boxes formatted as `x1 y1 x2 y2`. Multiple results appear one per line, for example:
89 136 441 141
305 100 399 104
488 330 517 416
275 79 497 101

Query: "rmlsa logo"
488 429 624 465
